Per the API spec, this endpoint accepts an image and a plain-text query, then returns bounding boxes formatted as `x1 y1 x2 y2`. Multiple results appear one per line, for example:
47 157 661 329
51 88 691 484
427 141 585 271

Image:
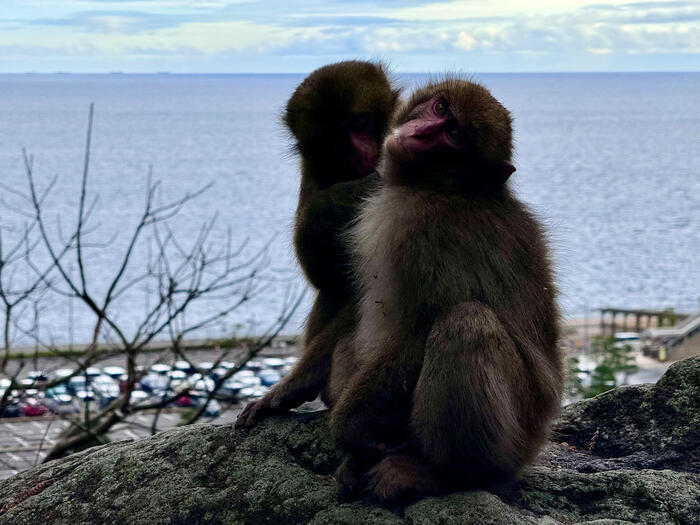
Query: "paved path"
0 407 244 479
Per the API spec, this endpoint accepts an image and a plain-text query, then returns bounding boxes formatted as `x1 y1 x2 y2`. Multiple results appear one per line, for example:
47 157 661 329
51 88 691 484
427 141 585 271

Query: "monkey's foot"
335 455 369 502
363 453 446 504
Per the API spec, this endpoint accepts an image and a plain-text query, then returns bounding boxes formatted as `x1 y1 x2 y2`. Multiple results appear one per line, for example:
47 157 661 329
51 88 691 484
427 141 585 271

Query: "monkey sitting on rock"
328 78 564 502
237 61 399 426
238 66 564 505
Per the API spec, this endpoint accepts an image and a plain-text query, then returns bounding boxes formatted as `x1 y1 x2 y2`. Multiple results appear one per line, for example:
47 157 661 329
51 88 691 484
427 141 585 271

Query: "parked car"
75 389 96 403
102 366 127 378
27 370 48 382
130 390 150 404
244 360 264 372
67 375 88 395
1 401 20 418
139 373 169 393
174 394 193 407
20 398 47 417
151 363 171 375
53 368 75 380
239 385 266 399
262 358 286 370
167 370 187 380
42 394 77 415
232 370 257 382
209 367 228 380
191 396 221 418
258 369 281 387
98 391 119 409
197 362 215 374
220 379 247 399
85 367 102 377
91 374 119 395
45 384 71 401
173 361 193 374
192 376 216 394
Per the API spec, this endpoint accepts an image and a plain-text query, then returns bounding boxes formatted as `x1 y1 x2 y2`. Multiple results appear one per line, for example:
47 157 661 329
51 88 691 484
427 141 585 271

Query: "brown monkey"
236 61 399 427
328 78 564 502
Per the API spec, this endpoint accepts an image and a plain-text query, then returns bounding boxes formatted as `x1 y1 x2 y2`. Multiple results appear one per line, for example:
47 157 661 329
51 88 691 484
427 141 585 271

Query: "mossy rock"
0 356 698 524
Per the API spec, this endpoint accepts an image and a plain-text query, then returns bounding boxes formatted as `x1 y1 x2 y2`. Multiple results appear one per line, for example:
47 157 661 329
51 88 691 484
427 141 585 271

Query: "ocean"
0 73 698 344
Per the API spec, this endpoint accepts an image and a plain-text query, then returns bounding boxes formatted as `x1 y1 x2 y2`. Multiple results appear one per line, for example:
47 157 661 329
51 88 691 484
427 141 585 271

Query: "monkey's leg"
363 302 529 502
330 342 423 497
420 303 528 477
235 297 353 428
323 332 356 406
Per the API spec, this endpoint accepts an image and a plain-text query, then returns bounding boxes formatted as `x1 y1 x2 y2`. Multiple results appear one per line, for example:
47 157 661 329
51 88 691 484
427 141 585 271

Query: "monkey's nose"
411 119 443 138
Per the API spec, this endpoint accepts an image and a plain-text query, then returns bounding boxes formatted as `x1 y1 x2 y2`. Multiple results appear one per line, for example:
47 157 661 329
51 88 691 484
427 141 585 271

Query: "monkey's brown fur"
328 78 564 502
236 61 399 426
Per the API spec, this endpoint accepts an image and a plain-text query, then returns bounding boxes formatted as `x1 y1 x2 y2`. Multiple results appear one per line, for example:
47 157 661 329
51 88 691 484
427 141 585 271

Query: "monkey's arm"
329 340 423 457
328 342 423 497
235 301 354 428
295 172 379 292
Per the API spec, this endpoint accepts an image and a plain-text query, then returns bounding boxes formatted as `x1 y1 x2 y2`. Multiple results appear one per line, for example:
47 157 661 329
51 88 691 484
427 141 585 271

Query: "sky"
1 0 698 73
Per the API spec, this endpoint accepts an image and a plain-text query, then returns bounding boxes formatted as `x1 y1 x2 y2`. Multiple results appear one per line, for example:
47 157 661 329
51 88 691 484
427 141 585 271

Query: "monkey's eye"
434 100 448 117
350 113 371 131
447 127 465 145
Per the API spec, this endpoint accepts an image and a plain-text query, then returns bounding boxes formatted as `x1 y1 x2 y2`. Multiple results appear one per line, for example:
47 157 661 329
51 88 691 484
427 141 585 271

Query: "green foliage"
659 308 678 327
584 336 638 398
565 356 585 398
178 408 198 426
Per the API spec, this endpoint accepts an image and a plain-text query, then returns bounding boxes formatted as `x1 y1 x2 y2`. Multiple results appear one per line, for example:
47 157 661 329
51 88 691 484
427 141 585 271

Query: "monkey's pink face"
385 94 468 162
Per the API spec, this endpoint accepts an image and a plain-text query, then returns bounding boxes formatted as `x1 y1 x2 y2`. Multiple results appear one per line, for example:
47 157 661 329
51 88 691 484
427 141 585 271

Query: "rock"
0 356 698 525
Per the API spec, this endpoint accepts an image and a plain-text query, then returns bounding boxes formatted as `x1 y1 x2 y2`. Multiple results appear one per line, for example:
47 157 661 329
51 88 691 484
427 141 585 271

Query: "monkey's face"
284 61 400 184
385 93 469 163
383 79 515 192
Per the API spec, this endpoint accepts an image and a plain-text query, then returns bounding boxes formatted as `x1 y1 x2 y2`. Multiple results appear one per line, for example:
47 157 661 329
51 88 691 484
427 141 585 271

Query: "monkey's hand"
328 171 380 204
296 172 380 292
235 378 317 429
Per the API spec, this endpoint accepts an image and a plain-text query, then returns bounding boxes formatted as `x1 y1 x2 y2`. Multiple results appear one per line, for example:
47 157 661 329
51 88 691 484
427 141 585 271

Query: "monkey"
327 77 564 503
236 61 400 428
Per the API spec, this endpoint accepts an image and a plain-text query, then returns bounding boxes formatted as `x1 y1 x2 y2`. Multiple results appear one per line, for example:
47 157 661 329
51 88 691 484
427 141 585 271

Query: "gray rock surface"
0 356 698 525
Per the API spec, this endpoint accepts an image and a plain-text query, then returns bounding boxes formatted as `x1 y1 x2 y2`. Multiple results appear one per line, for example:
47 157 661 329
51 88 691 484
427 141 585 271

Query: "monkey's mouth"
386 129 409 157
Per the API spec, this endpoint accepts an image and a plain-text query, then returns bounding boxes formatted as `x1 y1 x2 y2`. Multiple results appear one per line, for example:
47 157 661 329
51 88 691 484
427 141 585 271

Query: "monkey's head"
284 61 400 186
382 78 515 193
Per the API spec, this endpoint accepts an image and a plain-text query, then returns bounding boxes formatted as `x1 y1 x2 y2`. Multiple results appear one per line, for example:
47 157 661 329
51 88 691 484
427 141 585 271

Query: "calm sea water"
0 73 698 344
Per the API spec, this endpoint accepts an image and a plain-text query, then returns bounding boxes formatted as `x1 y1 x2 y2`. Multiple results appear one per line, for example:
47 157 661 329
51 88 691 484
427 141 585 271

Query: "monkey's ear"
496 162 515 185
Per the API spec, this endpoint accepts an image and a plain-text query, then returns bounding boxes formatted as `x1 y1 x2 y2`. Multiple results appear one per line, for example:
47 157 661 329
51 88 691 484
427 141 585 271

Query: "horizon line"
1 70 698 76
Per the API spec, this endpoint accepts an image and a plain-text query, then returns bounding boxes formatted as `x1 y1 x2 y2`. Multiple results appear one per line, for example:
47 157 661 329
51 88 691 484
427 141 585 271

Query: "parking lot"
0 344 299 479
0 407 246 479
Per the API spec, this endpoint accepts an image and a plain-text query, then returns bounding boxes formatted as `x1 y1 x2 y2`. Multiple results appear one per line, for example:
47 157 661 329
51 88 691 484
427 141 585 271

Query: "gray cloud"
2 0 698 72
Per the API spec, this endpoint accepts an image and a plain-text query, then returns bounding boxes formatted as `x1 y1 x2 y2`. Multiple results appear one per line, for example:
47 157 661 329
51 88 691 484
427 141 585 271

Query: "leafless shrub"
0 105 304 462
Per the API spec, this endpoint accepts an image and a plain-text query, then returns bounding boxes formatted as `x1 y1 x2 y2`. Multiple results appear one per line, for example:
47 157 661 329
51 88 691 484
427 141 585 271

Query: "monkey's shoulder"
352 186 553 302
357 186 544 246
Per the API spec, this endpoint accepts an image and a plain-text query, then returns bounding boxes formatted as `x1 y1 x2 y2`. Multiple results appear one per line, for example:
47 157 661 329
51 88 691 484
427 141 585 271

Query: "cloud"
0 0 698 71
454 32 477 51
